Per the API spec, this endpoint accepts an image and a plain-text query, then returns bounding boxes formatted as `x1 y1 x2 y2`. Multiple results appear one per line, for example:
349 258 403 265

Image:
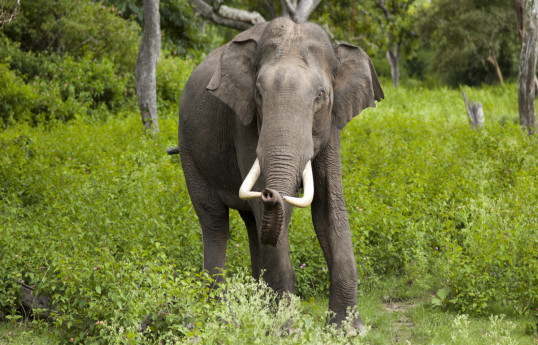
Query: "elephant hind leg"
239 210 261 280
180 152 230 285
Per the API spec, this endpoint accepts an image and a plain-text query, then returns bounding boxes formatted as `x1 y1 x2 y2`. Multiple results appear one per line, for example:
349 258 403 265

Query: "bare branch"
188 0 265 31
376 0 391 21
285 0 297 14
294 0 321 23
0 0 20 28
219 5 265 25
281 0 291 18
211 0 225 11
189 0 320 30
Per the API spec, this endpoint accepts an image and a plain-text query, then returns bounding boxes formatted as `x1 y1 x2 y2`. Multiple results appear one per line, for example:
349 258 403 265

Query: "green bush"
2 0 139 73
0 63 39 126
0 37 199 127
156 53 197 115
0 84 536 343
340 84 537 315
0 0 142 126
0 52 134 126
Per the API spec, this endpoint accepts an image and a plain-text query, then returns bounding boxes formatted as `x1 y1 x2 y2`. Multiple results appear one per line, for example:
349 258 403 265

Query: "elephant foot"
345 316 366 338
330 307 366 337
344 317 366 337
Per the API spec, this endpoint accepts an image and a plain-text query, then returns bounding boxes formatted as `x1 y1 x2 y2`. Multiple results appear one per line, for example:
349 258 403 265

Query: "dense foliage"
103 0 214 56
417 0 519 85
0 0 196 127
1 83 536 343
0 0 536 343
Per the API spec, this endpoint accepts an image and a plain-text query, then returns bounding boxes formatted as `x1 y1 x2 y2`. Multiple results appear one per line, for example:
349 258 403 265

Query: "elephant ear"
332 44 384 130
207 23 268 126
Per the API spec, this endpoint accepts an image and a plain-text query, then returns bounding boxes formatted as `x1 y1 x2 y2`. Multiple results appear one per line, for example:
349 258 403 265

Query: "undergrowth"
0 84 537 343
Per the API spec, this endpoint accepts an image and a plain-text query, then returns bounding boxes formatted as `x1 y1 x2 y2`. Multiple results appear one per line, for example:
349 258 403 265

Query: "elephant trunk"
260 156 298 246
238 157 314 246
260 188 285 246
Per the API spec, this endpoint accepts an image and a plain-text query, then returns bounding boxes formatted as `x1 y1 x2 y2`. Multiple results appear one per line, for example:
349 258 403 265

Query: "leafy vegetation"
417 0 519 85
0 0 536 343
1 83 536 343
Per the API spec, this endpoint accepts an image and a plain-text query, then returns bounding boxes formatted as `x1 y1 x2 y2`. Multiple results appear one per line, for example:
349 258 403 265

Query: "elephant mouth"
238 158 314 208
238 158 314 246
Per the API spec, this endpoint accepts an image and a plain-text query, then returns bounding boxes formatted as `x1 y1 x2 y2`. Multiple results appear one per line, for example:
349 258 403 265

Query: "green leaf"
437 286 450 301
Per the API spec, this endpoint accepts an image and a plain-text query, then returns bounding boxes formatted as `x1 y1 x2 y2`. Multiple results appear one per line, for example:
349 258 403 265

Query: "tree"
418 0 518 86
105 0 209 56
136 0 161 134
317 0 423 87
187 0 322 29
0 0 20 28
514 0 538 135
372 0 418 87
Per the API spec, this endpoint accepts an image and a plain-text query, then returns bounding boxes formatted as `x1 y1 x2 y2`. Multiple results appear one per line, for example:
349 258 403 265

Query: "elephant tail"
166 146 180 155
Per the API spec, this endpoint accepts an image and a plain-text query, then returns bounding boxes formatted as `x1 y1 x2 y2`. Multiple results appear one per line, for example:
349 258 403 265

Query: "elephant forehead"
258 20 335 69
259 64 311 90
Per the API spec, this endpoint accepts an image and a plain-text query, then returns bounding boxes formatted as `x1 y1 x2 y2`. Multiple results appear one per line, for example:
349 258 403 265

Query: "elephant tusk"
239 158 262 200
283 160 314 208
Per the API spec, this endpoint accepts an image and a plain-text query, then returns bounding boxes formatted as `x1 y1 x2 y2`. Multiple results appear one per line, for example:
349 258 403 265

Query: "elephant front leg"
180 152 230 287
310 133 364 334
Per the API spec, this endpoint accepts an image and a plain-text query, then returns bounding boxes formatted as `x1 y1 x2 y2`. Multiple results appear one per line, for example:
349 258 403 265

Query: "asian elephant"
171 17 383 332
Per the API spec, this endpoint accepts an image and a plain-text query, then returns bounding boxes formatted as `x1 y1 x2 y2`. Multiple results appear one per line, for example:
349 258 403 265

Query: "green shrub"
0 84 536 343
0 0 142 126
0 54 134 126
156 53 197 115
0 63 39 126
2 0 139 74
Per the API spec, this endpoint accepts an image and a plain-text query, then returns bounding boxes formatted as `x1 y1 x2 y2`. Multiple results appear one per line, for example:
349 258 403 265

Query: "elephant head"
207 18 383 246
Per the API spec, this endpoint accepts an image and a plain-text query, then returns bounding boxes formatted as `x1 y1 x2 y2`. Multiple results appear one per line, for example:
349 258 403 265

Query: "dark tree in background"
314 0 423 88
136 0 161 133
418 0 519 86
105 0 208 55
514 0 538 135
373 0 417 87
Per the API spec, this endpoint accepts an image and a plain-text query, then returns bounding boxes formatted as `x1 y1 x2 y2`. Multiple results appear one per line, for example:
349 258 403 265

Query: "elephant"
170 17 383 332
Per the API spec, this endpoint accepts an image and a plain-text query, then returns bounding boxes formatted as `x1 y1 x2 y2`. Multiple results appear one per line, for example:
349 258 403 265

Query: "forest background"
0 0 537 344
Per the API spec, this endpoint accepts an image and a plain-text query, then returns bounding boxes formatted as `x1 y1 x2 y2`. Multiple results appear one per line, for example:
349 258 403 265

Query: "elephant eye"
316 89 325 100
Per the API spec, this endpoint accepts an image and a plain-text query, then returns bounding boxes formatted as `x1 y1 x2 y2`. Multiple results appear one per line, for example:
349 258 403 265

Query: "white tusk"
239 158 262 200
283 160 314 208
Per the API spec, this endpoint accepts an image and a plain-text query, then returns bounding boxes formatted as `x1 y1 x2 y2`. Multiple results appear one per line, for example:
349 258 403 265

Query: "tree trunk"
514 0 538 97
136 0 161 134
487 52 504 85
293 0 321 23
386 48 400 87
517 0 538 135
462 90 485 129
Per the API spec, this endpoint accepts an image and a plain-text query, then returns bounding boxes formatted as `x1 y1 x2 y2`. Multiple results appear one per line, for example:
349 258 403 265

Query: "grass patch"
0 320 57 344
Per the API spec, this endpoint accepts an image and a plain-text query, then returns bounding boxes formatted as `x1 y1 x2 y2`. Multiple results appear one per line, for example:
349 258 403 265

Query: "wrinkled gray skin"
176 17 383 331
